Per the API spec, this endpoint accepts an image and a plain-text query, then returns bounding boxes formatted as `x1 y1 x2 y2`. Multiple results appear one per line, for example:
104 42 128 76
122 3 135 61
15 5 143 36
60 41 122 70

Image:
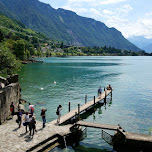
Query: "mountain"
0 1 18 20
0 0 141 51
128 36 152 53
143 43 152 53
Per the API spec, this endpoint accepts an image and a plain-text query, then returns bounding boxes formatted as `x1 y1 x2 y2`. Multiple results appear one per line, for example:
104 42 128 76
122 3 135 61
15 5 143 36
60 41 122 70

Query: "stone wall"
0 75 21 125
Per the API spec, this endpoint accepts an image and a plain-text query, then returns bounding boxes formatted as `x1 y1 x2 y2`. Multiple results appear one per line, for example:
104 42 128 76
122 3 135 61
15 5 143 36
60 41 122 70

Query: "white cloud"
105 11 152 39
103 10 113 15
133 13 152 38
68 0 94 2
90 8 102 16
59 0 152 39
100 0 127 5
116 4 133 15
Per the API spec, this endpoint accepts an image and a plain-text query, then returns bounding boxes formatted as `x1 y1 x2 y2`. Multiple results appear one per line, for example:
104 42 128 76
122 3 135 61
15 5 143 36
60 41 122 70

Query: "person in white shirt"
24 112 30 133
56 105 62 123
29 103 34 114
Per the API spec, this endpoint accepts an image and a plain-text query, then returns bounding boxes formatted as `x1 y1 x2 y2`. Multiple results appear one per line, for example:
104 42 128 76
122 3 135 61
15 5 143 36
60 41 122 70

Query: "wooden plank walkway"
76 121 119 131
50 89 112 125
125 132 152 142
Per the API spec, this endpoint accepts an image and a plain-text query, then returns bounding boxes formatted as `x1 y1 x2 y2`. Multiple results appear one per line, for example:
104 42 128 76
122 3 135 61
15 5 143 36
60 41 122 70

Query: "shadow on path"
12 127 19 132
20 132 27 137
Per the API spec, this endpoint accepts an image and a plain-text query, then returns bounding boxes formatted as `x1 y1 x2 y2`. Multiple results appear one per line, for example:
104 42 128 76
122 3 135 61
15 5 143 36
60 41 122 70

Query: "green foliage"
0 44 21 75
0 29 4 42
62 53 67 57
60 41 63 49
37 48 42 57
149 127 152 135
56 52 61 57
13 40 26 60
46 49 50 57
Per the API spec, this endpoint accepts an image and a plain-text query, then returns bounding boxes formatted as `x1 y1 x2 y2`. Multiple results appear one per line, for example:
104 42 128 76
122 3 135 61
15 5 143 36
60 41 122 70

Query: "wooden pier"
50 89 112 125
76 121 119 131
75 120 152 151
76 120 152 142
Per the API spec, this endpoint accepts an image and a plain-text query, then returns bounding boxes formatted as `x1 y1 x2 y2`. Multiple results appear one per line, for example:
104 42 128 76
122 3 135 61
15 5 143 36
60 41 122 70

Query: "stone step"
32 137 59 152
43 142 60 152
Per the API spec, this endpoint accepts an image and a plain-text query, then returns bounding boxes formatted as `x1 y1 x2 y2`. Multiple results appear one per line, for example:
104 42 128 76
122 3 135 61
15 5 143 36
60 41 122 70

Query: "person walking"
24 112 30 133
29 116 36 136
98 86 102 98
56 105 62 124
41 109 47 128
17 109 22 128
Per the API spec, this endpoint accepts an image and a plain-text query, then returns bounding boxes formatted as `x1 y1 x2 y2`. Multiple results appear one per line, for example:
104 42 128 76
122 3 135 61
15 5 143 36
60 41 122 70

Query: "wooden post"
69 102 70 112
104 87 106 104
85 95 87 104
94 96 95 105
78 104 80 121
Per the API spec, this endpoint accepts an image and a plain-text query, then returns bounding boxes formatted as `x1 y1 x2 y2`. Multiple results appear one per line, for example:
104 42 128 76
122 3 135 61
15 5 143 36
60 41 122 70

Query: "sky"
39 0 152 39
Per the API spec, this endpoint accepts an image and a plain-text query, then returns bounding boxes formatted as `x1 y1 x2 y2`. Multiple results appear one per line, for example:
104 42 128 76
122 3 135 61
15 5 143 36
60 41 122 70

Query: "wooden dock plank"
125 132 152 142
50 90 112 125
76 121 119 131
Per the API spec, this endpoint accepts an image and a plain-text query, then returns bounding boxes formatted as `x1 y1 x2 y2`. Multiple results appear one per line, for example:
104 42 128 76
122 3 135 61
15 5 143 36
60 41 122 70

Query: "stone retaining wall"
0 75 21 125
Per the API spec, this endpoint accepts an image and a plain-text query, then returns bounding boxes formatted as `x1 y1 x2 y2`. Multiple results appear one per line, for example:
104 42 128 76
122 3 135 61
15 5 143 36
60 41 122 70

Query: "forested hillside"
0 13 49 75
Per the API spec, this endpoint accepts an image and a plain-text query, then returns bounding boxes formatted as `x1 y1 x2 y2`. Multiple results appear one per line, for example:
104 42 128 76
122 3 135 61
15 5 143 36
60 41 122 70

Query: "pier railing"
101 130 113 145
80 127 87 140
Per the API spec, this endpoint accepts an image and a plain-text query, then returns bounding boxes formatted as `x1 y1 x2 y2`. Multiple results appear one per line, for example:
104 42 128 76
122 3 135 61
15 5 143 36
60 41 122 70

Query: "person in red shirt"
10 102 14 118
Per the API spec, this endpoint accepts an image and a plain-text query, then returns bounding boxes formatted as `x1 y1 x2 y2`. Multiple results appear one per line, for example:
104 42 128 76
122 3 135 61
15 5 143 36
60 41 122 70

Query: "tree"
0 30 4 42
0 45 21 75
37 48 42 57
46 49 50 57
56 52 61 57
29 46 35 56
60 41 63 49
31 36 39 44
13 40 26 60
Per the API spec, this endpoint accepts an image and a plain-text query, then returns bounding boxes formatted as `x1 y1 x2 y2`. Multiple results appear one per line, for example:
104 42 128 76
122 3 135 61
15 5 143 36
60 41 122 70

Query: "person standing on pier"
98 86 102 98
56 105 62 123
107 84 112 90
41 108 47 128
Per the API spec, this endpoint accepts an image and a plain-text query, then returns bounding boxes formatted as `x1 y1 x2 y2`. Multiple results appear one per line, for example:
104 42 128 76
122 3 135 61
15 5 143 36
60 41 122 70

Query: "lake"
18 56 152 151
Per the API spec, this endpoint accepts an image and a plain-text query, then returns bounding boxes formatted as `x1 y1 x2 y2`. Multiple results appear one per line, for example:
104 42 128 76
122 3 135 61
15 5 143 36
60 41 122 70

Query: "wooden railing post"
69 102 71 112
94 96 95 105
78 104 80 120
104 87 106 104
85 95 87 104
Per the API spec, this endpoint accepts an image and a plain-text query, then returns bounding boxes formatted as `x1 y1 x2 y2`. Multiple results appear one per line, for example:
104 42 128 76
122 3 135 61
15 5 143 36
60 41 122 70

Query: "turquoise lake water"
18 56 152 151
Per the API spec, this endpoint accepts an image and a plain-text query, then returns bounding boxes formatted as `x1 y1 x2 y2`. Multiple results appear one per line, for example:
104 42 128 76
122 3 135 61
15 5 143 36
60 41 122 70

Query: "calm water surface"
18 56 152 151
